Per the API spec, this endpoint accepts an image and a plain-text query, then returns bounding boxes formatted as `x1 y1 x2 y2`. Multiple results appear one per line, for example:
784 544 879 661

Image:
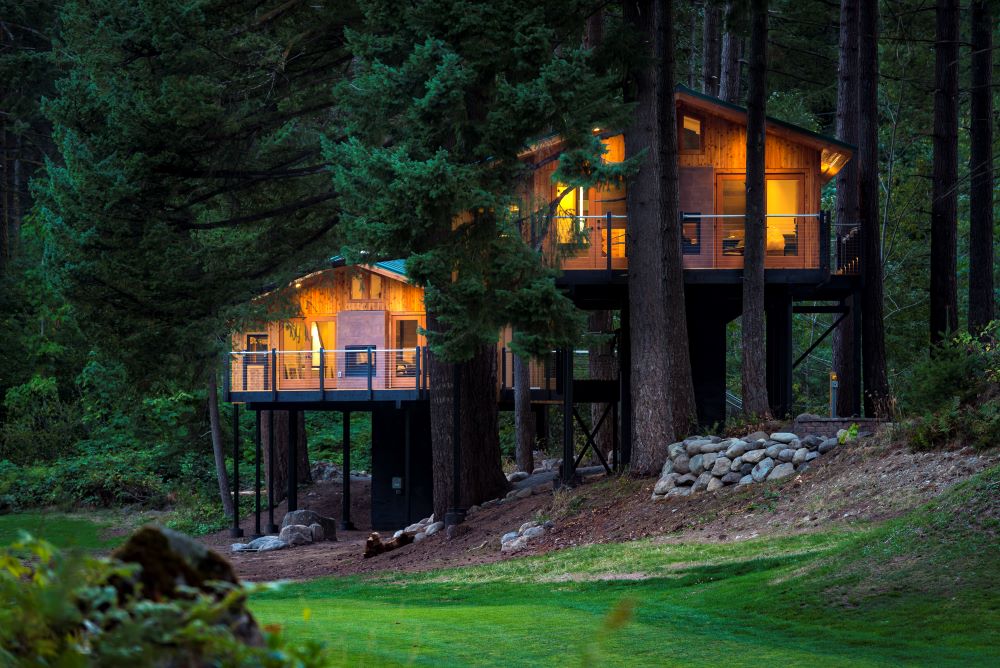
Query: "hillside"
208 430 998 582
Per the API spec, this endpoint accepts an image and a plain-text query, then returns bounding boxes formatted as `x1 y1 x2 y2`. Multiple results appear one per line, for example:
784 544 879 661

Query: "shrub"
909 397 1000 452
0 535 329 666
0 375 82 465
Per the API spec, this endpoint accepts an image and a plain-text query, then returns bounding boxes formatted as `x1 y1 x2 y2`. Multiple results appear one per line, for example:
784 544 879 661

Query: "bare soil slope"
203 434 997 582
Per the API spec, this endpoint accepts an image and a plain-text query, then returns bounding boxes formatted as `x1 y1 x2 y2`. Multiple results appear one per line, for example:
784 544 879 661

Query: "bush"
909 397 1000 452
0 535 329 666
0 375 82 465
898 324 999 415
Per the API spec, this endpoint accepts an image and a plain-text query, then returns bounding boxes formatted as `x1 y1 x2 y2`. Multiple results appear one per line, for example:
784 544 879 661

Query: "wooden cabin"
526 85 852 278
228 260 429 401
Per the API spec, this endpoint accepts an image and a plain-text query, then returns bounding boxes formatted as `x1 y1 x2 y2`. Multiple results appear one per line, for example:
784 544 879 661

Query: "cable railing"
228 347 430 395
498 348 614 392
679 211 829 270
549 212 628 271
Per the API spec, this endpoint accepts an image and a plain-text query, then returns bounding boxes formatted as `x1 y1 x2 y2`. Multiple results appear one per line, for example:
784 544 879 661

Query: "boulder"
676 473 698 486
501 530 519 544
673 454 691 474
515 487 533 499
692 472 713 493
765 444 784 459
689 454 706 475
770 432 798 444
768 462 796 481
777 448 796 463
281 510 337 541
721 471 742 485
250 536 289 552
819 438 839 454
801 434 824 449
686 439 711 456
739 463 754 476
667 486 692 497
404 522 425 533
413 531 427 542
308 523 325 543
729 456 743 472
738 475 754 485
702 452 718 471
724 440 750 459
742 449 767 464
711 457 732 476
519 521 539 534
805 451 820 462
660 459 675 476
113 527 263 647
751 457 775 482
792 448 810 465
507 471 530 483
654 476 677 495
706 476 724 492
501 535 529 553
746 430 770 442
667 442 686 459
699 441 727 454
425 521 445 536
522 526 546 539
278 524 313 547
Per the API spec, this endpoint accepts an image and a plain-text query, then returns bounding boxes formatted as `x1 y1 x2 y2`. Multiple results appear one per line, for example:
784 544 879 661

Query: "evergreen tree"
325 0 630 509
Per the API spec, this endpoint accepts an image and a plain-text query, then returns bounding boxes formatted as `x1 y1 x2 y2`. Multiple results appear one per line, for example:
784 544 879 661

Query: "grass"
251 465 1000 667
0 512 119 550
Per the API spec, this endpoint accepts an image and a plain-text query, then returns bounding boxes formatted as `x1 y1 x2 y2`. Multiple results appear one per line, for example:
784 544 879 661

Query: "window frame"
677 110 706 155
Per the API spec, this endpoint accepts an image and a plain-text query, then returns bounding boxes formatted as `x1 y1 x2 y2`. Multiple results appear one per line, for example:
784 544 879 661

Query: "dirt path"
202 435 998 582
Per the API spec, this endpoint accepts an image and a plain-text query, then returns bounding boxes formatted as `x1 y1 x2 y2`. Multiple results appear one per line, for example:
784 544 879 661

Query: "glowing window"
555 183 588 245
680 114 703 152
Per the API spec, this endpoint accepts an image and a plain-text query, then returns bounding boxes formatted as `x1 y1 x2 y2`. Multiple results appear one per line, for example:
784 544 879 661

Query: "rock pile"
500 519 553 553
651 430 844 501
394 514 444 543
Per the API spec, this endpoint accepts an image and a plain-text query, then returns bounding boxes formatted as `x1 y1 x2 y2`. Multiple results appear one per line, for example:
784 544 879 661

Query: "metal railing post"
319 347 325 395
415 346 422 392
230 404 243 538
270 348 277 400
819 211 830 274
606 211 613 272
367 346 374 399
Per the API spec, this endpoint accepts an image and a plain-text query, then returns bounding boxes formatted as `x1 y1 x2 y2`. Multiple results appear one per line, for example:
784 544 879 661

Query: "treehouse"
228 260 429 404
525 85 856 284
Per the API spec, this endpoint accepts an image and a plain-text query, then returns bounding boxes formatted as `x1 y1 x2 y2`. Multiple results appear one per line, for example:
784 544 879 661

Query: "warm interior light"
294 281 303 289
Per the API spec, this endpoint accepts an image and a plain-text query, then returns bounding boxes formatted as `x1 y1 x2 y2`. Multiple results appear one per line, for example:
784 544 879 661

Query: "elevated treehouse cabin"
226 86 859 531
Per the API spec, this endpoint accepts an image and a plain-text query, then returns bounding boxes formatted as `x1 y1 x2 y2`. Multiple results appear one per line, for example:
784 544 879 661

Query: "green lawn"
251 465 1000 667
0 512 118 550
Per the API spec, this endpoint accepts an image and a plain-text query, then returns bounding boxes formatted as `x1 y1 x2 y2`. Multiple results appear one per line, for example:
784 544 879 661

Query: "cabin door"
715 173 805 269
309 318 336 384
389 315 424 388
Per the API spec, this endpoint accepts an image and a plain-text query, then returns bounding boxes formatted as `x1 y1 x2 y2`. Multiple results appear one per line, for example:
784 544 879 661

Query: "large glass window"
349 271 384 300
310 320 336 369
718 177 802 256
555 184 588 245
394 319 419 377
246 334 268 364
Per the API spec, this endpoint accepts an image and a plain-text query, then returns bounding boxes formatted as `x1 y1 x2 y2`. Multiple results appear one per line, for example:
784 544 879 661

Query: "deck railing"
679 211 829 271
228 347 430 395
498 348 606 393
835 223 862 275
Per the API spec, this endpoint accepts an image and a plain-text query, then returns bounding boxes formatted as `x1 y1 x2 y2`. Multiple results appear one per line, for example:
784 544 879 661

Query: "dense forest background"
0 0 996 528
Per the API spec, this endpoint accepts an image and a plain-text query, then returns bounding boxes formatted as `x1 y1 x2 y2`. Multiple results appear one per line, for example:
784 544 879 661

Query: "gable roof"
329 255 408 280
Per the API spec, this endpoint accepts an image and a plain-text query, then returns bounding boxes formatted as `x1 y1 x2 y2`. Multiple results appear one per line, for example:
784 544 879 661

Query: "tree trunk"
583 7 603 48
741 0 771 420
427 313 508 520
688 6 698 88
512 351 535 473
719 4 743 103
702 3 721 96
930 0 960 346
261 409 311 506
968 0 994 335
624 0 672 475
658 0 698 437
588 310 617 459
1 125 9 272
207 373 234 518
858 0 891 416
832 0 860 417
